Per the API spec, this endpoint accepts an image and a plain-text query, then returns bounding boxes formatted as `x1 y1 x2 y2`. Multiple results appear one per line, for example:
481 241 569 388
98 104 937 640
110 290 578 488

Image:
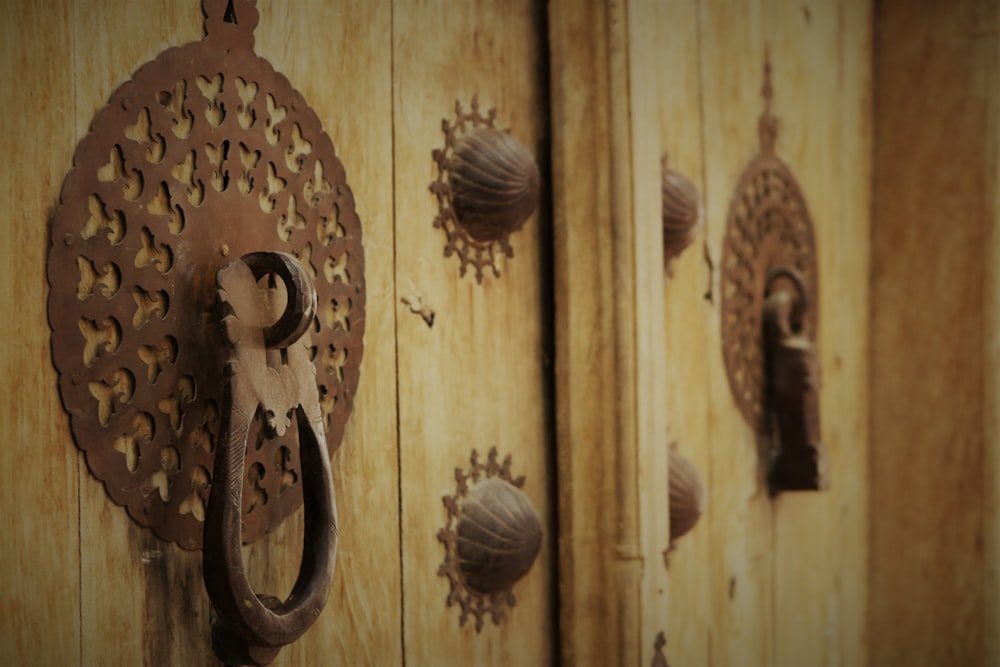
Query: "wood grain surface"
392 1 556 665
871 0 996 664
0 3 82 666
14 0 992 665
549 1 645 664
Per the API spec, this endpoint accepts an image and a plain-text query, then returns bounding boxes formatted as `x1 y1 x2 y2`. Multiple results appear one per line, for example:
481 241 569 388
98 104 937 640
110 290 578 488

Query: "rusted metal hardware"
46 0 364 550
661 156 702 269
437 448 543 631
663 447 705 566
430 97 540 282
719 51 826 493
204 252 335 666
763 268 828 492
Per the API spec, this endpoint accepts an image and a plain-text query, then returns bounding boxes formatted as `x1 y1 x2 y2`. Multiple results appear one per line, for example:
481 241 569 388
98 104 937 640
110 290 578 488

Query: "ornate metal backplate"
720 55 817 434
437 447 542 631
47 0 365 550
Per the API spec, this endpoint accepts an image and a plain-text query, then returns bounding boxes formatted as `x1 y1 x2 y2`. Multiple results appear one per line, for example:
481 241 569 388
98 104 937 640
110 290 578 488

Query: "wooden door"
391 2 556 666
3 1 885 666
1 1 552 665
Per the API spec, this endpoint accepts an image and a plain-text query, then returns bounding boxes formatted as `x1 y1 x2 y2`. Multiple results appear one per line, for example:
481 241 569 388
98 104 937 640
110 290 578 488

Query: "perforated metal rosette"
47 0 365 550
720 55 816 434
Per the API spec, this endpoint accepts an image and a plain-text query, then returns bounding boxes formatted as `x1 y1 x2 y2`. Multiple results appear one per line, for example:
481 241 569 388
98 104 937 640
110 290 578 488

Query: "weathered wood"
871 0 994 664
627 2 673 665
769 1 871 664
549 0 646 664
392 1 554 665
697 2 776 664
0 3 82 665
250 3 401 665
650 0 713 662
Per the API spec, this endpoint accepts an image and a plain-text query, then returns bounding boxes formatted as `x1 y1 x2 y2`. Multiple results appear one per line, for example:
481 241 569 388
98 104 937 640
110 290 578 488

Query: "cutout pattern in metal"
47 0 365 550
437 447 542 631
720 53 817 434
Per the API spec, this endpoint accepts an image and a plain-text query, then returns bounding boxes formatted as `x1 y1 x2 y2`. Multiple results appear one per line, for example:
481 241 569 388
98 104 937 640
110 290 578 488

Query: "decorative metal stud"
664 448 705 565
437 447 543 631
661 156 702 268
47 0 365 551
430 98 540 282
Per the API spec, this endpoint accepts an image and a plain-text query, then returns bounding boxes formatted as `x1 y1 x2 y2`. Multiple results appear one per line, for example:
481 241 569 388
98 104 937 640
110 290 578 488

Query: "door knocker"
430 97 540 282
719 52 827 493
46 1 365 663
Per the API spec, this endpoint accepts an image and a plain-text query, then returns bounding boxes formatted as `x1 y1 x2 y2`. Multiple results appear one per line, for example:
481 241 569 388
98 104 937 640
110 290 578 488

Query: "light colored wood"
391 2 554 665
651 0 714 663
69 4 213 661
250 3 401 665
697 2 776 665
0 3 82 666
769 1 871 665
628 1 675 664
871 0 994 664
826 2 872 665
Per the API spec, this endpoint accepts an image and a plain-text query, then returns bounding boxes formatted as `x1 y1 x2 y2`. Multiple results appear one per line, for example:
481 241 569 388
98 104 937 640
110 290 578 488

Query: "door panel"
391 2 556 665
0 3 81 666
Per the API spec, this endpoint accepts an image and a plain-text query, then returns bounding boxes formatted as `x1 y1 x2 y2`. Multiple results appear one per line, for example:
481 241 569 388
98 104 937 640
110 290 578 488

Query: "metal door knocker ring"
204 251 336 665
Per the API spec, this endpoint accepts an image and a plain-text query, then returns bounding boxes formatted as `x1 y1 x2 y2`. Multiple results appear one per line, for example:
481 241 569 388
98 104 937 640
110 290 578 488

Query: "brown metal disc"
47 0 365 550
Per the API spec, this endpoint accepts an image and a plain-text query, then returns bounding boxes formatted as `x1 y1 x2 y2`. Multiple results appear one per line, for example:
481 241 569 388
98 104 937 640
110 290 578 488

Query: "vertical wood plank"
252 2 400 665
871 0 995 664
768 1 870 665
392 2 555 665
627 1 672 664
650 0 714 663
697 1 775 664
549 0 655 663
831 1 872 665
0 2 82 665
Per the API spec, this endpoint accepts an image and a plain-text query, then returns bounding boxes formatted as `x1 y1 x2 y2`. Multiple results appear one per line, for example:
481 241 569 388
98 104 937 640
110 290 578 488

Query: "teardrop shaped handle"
763 267 828 493
203 252 336 666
